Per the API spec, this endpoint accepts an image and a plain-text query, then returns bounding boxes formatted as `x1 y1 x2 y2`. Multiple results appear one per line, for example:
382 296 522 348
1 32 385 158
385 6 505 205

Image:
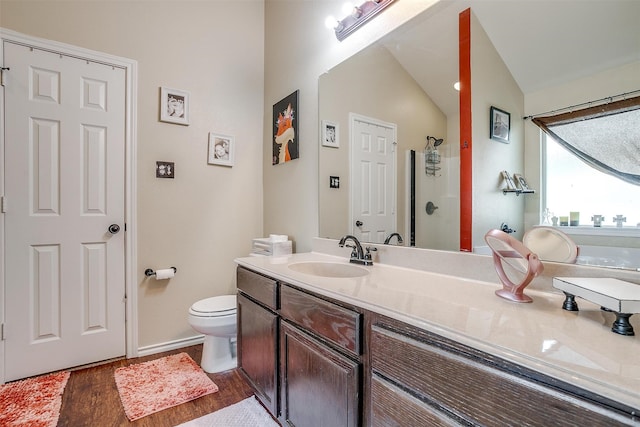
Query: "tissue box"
251 237 292 256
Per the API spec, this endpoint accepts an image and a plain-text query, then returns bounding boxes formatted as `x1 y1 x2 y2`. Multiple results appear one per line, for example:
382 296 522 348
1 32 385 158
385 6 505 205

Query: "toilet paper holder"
145 266 177 277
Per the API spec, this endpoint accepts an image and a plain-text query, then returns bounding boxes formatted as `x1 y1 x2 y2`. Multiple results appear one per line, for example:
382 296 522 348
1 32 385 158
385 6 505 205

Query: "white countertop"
235 251 640 411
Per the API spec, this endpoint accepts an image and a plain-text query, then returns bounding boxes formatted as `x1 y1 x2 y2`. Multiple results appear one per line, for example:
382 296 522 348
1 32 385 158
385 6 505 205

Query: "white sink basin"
288 261 369 278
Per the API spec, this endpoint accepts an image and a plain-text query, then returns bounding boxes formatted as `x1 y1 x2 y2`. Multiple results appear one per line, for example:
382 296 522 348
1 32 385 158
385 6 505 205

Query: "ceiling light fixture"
328 0 397 41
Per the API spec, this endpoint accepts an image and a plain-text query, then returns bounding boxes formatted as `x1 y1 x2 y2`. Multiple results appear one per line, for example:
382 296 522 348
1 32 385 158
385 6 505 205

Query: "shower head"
426 136 444 147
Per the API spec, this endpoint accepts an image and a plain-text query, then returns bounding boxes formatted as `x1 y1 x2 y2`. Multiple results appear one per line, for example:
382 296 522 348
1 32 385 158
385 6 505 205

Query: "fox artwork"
273 90 299 165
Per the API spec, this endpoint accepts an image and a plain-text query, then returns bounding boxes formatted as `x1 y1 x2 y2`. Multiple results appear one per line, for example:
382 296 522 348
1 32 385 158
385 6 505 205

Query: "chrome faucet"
500 223 516 234
338 235 375 266
384 232 404 245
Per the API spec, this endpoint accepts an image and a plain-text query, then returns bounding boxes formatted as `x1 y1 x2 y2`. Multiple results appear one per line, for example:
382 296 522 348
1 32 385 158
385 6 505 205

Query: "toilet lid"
523 226 578 263
190 295 237 316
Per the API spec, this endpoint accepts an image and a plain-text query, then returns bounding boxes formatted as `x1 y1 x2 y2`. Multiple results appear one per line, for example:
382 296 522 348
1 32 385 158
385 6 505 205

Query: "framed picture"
207 132 235 167
273 90 299 165
160 87 190 125
490 106 510 143
501 170 517 190
156 161 175 178
321 120 339 148
513 173 534 193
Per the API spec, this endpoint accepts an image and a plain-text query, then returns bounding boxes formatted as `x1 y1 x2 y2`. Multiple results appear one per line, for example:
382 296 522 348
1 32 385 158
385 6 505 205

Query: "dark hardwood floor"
57 345 257 427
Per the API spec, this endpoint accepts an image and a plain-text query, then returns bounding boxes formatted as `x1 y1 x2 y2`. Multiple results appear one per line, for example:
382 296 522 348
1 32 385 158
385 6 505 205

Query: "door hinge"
1 196 6 213
0 67 9 87
1 323 4 341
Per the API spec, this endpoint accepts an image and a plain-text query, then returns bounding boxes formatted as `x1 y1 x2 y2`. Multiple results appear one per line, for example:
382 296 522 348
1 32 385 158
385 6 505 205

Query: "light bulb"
325 15 339 29
342 2 355 15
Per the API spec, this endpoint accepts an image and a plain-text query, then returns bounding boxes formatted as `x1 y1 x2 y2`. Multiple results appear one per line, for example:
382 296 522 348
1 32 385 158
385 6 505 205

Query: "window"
544 134 640 227
535 95 640 228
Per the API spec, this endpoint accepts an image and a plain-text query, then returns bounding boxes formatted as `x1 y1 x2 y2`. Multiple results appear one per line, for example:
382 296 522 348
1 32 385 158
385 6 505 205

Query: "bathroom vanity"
235 248 640 426
237 266 363 426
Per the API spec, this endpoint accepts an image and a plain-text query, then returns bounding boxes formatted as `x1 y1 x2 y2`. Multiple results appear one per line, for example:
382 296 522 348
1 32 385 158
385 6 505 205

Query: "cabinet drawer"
281 321 360 427
237 266 278 310
371 324 630 426
371 374 458 427
280 285 362 355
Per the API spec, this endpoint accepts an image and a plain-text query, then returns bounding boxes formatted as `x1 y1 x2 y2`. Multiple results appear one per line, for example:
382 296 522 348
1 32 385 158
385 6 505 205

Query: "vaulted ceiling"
383 0 640 115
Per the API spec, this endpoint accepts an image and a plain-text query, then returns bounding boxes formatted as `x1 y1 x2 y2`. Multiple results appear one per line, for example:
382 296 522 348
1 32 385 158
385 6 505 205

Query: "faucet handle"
365 246 377 260
344 244 358 257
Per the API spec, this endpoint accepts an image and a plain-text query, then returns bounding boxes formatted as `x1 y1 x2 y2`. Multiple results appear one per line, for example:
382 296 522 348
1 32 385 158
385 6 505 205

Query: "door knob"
355 220 363 227
108 224 121 234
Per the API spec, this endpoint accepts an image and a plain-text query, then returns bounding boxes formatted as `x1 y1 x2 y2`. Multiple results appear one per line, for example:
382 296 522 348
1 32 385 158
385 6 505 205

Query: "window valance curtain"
532 95 640 186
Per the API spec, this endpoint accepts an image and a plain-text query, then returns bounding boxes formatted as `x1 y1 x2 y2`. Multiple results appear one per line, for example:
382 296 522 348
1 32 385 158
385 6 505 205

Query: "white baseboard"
137 335 204 357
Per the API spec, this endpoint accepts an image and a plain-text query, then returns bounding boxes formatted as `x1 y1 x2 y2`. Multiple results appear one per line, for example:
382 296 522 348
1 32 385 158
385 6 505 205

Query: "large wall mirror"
318 0 640 270
319 1 461 251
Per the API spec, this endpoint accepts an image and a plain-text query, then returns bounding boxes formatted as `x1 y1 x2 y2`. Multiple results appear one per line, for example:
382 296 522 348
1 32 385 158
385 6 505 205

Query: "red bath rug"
0 370 70 427
114 352 219 421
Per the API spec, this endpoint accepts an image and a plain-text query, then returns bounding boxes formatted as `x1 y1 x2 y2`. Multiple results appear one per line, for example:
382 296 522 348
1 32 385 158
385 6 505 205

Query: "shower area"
406 137 460 251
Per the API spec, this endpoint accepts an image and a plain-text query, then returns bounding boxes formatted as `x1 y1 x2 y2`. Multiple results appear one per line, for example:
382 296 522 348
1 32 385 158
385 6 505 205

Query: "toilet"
188 295 237 373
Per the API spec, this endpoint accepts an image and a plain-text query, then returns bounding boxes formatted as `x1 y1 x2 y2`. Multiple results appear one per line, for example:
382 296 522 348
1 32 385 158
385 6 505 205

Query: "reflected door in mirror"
351 115 397 243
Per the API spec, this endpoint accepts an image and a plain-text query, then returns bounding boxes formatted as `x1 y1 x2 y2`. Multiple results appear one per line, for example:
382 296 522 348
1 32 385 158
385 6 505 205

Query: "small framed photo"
208 132 235 167
490 106 510 143
321 120 339 148
501 170 517 190
156 161 175 178
160 87 190 125
513 173 534 193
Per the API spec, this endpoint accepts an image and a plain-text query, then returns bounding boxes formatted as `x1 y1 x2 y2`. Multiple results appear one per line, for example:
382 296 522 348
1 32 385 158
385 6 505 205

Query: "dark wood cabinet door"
280 321 360 427
237 293 278 416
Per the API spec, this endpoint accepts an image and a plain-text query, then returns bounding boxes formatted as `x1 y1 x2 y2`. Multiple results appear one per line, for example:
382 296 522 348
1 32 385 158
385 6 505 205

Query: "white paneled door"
350 114 397 244
3 41 126 381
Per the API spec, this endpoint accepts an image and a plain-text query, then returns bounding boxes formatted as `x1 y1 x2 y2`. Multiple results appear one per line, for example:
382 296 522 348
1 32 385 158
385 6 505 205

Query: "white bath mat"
176 396 278 427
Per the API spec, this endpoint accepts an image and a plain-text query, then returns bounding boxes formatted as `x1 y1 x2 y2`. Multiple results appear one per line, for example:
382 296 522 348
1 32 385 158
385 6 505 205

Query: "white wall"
414 148 460 250
470 11 524 248
1 1 265 349
263 0 440 253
